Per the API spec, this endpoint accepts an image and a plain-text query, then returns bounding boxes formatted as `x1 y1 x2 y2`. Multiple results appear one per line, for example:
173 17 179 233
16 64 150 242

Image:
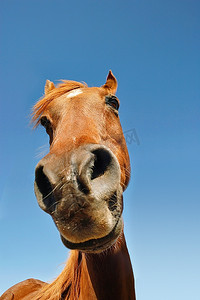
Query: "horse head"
33 71 130 253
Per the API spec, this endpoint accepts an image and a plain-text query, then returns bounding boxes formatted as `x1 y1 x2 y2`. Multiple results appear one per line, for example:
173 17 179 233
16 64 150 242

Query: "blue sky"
0 0 199 299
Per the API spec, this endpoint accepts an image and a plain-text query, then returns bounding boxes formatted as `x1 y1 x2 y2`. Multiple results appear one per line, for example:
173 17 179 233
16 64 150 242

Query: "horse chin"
60 217 123 253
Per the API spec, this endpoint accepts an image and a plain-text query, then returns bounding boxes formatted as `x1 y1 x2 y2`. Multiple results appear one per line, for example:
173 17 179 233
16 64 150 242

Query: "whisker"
35 144 49 159
42 181 63 200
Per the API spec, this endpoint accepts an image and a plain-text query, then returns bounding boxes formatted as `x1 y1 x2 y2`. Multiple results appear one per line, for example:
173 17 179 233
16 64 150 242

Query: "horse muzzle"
34 144 123 252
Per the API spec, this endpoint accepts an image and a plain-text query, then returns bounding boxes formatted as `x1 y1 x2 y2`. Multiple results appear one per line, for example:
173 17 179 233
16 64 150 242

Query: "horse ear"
102 70 118 94
45 80 55 95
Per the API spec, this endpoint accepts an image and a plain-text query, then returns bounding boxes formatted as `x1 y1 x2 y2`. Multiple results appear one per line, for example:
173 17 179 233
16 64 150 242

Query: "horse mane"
33 251 82 300
32 80 87 127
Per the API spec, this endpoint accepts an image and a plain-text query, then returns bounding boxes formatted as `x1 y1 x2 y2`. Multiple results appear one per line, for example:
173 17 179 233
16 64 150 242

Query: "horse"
1 71 136 300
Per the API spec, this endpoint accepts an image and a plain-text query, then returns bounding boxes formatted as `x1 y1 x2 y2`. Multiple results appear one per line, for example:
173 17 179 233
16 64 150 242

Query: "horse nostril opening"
91 149 112 180
77 176 90 195
35 166 55 212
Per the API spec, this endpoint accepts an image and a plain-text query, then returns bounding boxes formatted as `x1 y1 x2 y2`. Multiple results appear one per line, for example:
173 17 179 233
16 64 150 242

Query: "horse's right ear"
102 70 118 94
45 80 55 95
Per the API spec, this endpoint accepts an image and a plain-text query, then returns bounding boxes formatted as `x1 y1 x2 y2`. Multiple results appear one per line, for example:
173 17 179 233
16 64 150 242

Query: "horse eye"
105 96 119 111
40 116 51 128
40 116 53 144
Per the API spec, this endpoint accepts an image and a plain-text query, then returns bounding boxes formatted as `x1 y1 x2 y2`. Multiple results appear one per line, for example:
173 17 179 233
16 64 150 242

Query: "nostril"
77 176 90 195
35 166 52 198
91 148 112 180
35 166 55 212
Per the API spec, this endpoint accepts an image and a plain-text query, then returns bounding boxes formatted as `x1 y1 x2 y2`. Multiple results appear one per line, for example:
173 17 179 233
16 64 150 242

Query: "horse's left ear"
45 80 55 95
102 70 118 94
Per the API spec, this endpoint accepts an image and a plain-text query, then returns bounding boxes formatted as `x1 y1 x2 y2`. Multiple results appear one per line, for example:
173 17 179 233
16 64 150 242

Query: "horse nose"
72 145 121 197
34 145 121 213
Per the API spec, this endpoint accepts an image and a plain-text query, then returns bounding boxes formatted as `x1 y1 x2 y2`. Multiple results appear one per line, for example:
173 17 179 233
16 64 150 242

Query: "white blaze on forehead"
66 89 83 98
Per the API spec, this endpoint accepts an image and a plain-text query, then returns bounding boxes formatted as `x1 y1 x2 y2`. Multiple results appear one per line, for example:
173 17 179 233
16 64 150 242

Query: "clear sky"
0 0 199 299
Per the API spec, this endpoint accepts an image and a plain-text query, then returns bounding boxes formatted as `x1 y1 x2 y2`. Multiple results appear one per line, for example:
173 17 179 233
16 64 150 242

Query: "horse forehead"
66 89 83 98
65 87 104 101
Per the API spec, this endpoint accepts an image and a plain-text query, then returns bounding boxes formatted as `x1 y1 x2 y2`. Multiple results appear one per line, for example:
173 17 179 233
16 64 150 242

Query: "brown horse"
1 71 136 300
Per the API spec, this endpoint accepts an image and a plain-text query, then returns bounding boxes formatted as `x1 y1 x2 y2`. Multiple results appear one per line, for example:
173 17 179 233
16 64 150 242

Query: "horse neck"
34 233 135 300
78 232 136 300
